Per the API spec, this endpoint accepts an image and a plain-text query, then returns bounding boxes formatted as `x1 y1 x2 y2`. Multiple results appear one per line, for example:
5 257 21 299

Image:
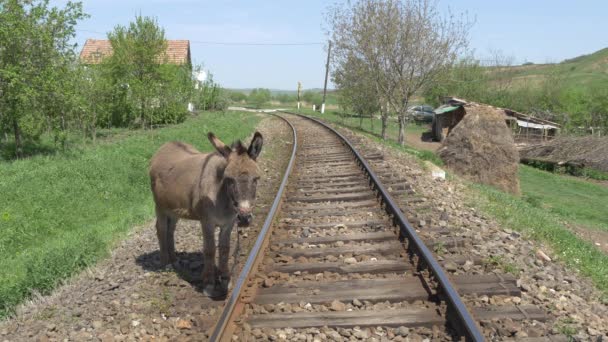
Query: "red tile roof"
79 39 191 65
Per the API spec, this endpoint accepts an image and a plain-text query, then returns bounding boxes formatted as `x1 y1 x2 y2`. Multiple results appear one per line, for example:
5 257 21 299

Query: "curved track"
210 113 547 341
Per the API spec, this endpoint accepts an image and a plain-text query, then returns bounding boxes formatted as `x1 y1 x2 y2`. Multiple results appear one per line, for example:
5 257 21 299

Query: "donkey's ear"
248 132 263 161
208 132 231 158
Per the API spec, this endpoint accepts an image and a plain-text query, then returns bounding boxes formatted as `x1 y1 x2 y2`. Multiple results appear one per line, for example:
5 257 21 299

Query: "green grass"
0 110 261 318
519 165 608 231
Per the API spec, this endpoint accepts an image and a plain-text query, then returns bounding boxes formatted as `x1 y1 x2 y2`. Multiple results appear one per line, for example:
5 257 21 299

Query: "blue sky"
55 0 608 89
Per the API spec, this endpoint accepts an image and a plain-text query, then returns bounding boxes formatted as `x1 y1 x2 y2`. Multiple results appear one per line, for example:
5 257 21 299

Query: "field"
519 166 608 232
300 110 608 295
0 111 261 317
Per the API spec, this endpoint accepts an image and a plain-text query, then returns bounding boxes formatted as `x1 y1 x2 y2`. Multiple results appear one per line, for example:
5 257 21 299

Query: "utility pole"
321 40 332 114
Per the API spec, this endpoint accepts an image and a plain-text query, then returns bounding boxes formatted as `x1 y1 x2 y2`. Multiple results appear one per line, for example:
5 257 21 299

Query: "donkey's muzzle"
237 213 253 227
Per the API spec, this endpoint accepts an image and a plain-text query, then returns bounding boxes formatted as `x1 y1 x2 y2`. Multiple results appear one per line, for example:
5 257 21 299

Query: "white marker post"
313 105 316 111
321 103 326 114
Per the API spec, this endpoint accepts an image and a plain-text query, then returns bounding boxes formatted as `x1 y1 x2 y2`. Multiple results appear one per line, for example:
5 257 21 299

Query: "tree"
327 0 471 145
0 0 87 157
274 93 296 104
332 54 380 129
193 67 227 112
105 15 194 128
302 91 323 108
248 88 271 109
74 64 113 142
227 91 248 103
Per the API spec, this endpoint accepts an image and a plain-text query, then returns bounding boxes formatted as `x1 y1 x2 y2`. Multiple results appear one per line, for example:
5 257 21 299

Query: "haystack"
438 104 520 194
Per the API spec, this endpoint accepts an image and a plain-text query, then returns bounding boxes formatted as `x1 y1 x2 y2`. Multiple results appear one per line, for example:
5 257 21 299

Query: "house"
79 39 192 68
432 97 561 144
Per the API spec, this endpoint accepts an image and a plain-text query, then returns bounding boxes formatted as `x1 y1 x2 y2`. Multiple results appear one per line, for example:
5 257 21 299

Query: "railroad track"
209 113 549 341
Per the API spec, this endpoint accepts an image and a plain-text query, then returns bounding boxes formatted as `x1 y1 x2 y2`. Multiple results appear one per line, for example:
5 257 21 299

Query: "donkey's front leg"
201 220 217 291
218 222 234 289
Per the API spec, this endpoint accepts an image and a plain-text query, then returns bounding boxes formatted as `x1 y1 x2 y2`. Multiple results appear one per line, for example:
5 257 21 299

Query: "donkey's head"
208 131 264 226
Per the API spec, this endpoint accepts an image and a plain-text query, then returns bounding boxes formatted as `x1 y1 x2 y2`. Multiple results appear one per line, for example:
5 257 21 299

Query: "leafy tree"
105 15 191 128
274 93 296 104
327 0 471 145
227 91 248 103
106 15 167 128
333 54 380 130
73 65 112 142
193 68 227 111
248 88 271 109
0 0 87 157
302 91 323 108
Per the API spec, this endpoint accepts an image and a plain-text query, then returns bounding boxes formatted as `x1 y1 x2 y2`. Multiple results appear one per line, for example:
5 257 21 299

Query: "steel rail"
292 112 485 342
209 113 298 342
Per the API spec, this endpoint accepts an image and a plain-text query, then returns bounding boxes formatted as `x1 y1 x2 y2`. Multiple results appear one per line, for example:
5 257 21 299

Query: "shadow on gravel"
136 250 226 299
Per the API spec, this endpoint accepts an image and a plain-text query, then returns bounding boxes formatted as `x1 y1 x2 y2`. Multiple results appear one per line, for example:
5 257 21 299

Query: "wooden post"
321 40 332 114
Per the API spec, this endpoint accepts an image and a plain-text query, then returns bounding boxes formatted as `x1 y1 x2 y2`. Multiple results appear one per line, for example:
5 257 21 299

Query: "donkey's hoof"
218 275 231 290
203 283 228 299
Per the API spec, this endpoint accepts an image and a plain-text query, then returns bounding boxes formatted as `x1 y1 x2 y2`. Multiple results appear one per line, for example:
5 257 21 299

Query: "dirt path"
0 115 292 341
405 133 440 152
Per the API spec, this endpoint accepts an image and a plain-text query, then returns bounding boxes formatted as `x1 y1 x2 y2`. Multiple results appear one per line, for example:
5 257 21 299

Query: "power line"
76 30 323 46
188 40 324 46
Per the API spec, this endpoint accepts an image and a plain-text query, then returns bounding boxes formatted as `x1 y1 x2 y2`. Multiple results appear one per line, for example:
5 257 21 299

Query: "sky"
53 0 608 90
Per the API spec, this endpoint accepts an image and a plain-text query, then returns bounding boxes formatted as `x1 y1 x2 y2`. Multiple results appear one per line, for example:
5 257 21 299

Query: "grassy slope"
520 166 608 232
494 47 608 90
299 111 608 296
0 111 261 317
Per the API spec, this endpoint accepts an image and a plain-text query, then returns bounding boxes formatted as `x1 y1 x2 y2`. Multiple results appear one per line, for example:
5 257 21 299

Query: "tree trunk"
397 114 406 146
141 97 146 129
13 118 22 158
370 114 374 132
359 113 363 128
381 114 388 140
92 111 97 143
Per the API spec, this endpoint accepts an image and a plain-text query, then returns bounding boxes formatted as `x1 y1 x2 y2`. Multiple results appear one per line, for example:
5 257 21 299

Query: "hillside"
496 47 608 90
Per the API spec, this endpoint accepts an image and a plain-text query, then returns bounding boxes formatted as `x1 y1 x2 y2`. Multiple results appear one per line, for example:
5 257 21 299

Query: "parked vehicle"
407 105 435 123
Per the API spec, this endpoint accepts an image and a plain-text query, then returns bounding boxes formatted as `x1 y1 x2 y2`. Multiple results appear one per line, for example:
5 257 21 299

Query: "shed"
431 97 560 143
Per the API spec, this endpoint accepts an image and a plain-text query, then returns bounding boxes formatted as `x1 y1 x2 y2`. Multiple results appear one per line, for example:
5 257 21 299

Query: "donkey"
149 131 263 298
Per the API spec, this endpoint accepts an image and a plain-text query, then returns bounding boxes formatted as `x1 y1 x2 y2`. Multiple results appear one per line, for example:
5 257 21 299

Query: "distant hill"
494 47 608 90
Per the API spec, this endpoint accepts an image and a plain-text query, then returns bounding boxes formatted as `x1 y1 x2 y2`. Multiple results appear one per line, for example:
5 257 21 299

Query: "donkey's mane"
230 140 247 154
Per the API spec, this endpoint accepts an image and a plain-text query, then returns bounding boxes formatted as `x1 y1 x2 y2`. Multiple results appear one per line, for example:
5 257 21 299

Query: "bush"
302 91 323 109
248 88 271 109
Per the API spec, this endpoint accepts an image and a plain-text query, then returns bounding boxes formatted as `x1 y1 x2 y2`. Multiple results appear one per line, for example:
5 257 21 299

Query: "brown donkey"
149 132 263 298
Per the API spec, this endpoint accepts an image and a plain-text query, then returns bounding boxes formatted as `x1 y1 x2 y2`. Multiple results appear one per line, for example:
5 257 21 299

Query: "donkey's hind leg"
155 210 172 266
